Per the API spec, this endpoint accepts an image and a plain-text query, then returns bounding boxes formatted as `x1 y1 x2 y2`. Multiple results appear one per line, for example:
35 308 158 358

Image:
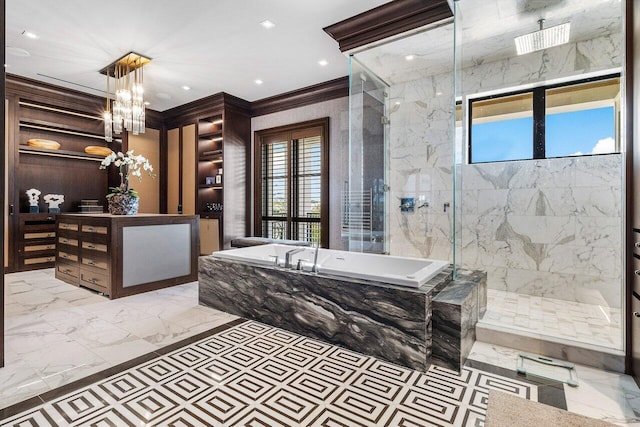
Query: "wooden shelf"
19 119 121 143
199 154 224 162
19 145 105 162
199 130 223 139
198 184 223 189
19 101 103 121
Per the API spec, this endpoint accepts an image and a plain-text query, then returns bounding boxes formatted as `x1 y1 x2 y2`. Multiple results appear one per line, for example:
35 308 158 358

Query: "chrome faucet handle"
284 247 305 268
296 259 309 271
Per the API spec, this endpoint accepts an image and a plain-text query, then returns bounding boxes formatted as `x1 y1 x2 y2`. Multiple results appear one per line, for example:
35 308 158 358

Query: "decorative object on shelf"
107 193 139 215
205 176 216 185
26 188 41 213
44 194 64 213
101 52 151 142
79 199 104 213
84 146 113 156
215 175 222 184
99 150 155 215
27 139 60 150
205 202 223 212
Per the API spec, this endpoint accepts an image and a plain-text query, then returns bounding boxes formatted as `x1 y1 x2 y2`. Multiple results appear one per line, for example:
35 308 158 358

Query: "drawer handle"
86 227 95 232
64 269 73 274
47 245 55 250
87 261 96 266
61 254 68 259
47 257 54 262
47 233 55 238
636 242 640 248
89 278 98 284
86 244 95 249
635 270 640 276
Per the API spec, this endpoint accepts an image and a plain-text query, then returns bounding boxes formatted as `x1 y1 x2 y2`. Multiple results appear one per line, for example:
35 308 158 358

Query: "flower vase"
108 194 139 215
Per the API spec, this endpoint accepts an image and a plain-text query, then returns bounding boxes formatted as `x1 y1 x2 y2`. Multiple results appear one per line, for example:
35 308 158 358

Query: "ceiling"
355 0 622 85
6 0 392 111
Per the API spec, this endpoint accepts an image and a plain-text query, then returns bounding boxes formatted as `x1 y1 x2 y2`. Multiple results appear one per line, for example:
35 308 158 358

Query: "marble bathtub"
199 250 486 372
211 244 450 288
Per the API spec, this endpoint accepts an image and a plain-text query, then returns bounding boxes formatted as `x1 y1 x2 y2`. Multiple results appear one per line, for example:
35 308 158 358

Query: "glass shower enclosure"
345 57 389 254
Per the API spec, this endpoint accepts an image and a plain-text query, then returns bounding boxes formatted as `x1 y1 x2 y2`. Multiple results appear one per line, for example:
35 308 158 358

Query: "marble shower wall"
384 32 622 307
461 155 622 308
387 73 454 260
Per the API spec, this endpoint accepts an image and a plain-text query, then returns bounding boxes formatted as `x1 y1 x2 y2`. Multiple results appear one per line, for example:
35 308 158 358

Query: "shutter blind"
260 129 322 244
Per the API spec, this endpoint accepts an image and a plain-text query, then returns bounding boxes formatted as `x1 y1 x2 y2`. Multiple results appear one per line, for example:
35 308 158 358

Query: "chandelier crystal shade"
101 52 151 142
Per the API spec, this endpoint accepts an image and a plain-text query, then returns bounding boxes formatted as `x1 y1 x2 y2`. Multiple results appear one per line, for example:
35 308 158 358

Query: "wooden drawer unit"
56 215 113 296
55 213 198 299
58 236 79 250
17 214 57 271
80 269 109 294
55 260 79 284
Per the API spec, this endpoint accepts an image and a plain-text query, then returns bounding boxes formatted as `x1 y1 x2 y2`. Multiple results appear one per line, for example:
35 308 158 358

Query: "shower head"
514 19 570 55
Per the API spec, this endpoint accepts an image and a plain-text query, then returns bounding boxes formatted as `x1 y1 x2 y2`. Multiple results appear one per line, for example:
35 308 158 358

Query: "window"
468 75 620 163
254 118 329 246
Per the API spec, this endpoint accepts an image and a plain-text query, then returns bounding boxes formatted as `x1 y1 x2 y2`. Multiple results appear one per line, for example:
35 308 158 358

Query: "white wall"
251 97 349 249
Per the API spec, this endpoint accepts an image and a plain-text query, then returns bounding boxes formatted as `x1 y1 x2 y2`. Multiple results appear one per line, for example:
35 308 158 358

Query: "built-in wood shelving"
18 145 104 162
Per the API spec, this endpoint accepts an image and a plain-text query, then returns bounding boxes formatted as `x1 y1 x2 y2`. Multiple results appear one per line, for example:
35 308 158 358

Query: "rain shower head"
514 19 570 55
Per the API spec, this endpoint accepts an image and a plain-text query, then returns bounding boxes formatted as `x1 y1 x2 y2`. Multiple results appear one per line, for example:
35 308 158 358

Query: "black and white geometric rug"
1 320 541 427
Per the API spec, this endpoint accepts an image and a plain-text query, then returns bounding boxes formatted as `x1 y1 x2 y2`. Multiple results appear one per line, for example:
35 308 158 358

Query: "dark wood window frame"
254 117 330 247
468 73 621 164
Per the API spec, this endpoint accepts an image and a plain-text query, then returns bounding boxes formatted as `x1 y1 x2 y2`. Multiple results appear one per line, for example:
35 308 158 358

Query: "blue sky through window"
471 106 615 162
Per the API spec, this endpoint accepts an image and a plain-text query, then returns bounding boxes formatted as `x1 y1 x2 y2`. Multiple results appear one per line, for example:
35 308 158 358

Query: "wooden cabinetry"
6 76 116 272
55 214 198 299
165 93 250 250
17 213 56 270
167 125 196 215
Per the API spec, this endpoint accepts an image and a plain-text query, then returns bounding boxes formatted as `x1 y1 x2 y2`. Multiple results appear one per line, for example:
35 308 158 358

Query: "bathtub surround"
432 269 487 371
198 256 486 372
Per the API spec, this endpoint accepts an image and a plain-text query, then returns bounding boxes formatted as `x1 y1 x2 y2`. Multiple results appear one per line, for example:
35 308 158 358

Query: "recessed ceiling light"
394 101 401 105
182 85 191 91
254 79 263 85
436 91 443 96
22 30 38 39
260 20 275 29
318 59 328 67
6 47 30 57
144 101 151 106
405 54 415 61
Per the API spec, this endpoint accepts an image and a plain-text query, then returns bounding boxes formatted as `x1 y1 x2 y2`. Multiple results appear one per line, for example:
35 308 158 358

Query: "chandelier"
101 52 151 142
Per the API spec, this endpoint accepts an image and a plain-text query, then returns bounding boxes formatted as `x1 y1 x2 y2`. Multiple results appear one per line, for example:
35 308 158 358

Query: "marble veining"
199 257 484 373
1 268 237 410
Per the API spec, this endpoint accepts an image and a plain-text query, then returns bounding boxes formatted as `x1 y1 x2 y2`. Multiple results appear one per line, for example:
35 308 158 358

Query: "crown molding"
323 0 452 52
250 76 348 117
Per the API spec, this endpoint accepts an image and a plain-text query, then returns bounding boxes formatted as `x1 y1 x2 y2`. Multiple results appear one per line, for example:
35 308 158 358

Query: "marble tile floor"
481 289 623 351
1 269 639 426
469 341 640 426
1 319 543 426
1 268 238 409
2 319 639 426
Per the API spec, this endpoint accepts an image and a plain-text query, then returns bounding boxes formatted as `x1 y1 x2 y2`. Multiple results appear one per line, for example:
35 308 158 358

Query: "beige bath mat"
485 390 617 427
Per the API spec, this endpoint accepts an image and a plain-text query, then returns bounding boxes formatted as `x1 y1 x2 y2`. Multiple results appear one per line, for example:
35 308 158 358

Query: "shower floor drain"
516 353 579 387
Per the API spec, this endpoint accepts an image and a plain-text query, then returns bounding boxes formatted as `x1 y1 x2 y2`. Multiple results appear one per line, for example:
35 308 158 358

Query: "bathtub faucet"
285 247 305 269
